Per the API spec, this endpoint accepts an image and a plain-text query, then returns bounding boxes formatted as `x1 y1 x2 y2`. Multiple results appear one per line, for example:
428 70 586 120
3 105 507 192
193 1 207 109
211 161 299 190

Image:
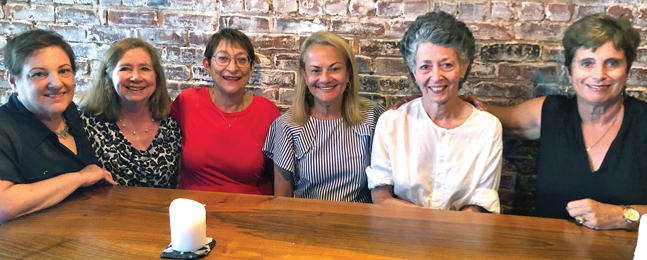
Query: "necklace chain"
217 109 241 128
584 114 619 152
55 116 69 139
211 89 243 129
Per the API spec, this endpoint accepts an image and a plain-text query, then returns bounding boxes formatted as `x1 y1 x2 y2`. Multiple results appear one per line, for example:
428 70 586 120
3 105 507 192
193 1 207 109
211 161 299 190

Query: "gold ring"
575 216 585 225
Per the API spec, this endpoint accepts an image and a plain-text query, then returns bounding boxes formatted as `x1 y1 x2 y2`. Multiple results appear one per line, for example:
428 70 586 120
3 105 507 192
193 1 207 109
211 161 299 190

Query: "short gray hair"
399 11 475 88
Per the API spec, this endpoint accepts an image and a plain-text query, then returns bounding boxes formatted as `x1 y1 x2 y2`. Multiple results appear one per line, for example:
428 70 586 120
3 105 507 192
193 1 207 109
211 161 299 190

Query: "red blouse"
171 87 280 195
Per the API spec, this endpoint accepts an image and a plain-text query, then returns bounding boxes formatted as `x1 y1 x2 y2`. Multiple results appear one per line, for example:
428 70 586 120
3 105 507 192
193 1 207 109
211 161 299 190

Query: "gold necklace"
217 108 241 128
211 89 243 128
584 114 619 152
55 116 69 139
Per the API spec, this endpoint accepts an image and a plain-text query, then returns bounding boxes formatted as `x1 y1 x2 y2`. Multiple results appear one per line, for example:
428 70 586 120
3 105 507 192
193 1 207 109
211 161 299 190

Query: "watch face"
625 208 640 222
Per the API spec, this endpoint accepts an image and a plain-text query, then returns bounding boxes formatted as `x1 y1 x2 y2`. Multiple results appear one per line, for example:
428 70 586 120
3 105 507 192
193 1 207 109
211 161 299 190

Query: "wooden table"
0 186 638 259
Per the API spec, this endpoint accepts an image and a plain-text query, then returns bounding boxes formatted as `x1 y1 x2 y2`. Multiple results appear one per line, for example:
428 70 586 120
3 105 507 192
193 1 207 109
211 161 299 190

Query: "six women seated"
0 11 644 231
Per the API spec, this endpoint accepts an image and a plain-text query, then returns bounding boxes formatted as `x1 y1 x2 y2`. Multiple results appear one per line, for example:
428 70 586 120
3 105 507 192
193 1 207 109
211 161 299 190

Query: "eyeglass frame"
211 54 252 68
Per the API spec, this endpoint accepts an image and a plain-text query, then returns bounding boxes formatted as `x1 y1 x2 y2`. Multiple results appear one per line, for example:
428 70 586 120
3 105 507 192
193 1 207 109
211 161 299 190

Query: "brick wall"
1 0 647 215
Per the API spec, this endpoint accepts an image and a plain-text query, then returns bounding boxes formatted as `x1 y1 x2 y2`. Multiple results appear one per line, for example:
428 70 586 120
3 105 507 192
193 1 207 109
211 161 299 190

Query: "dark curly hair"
399 11 475 88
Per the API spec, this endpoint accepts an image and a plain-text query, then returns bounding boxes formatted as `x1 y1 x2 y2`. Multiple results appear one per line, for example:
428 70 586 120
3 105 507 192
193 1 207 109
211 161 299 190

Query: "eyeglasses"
212 54 251 67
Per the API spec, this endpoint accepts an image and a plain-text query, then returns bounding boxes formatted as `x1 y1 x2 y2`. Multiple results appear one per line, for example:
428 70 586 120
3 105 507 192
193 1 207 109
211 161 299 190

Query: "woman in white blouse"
366 11 503 213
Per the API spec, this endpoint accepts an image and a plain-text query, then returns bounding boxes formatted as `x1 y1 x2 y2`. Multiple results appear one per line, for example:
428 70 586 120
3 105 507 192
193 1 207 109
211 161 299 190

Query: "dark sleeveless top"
534 95 647 219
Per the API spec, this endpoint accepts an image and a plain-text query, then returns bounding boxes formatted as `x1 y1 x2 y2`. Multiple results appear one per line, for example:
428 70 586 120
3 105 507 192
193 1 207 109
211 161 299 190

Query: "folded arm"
0 164 115 224
371 185 417 207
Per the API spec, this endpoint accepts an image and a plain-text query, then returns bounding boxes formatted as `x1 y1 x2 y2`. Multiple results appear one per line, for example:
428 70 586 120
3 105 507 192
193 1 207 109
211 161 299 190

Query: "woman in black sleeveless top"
468 13 647 230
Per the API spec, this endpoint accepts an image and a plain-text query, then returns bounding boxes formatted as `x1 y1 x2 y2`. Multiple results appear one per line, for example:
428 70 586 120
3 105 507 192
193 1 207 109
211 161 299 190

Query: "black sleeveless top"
534 95 647 219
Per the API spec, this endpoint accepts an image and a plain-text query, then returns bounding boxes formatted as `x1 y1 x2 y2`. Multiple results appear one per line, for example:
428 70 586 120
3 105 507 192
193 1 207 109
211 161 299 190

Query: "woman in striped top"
263 31 385 203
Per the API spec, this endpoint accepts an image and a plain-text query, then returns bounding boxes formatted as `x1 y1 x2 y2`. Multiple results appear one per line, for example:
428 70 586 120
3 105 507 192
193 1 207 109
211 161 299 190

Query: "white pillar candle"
635 214 647 260
169 198 207 252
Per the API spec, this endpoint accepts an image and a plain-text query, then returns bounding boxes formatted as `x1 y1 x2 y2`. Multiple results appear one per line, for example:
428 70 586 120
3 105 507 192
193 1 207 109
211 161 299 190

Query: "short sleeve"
262 114 297 173
0 125 22 184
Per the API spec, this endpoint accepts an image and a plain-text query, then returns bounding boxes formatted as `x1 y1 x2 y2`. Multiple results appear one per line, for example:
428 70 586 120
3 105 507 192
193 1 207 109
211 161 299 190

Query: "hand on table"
77 165 117 187
459 205 491 213
566 199 625 230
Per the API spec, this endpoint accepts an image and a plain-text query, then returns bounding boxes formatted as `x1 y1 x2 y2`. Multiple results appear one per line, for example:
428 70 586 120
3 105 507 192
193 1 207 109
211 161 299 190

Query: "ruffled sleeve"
262 111 299 173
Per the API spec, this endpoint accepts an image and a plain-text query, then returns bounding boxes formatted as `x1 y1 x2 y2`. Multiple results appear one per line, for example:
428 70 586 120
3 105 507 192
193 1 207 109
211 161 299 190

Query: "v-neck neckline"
573 100 627 174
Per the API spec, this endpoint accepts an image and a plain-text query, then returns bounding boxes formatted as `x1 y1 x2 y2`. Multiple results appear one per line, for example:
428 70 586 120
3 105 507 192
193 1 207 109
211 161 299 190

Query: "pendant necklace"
584 113 619 152
217 108 241 128
212 89 243 129
55 116 70 139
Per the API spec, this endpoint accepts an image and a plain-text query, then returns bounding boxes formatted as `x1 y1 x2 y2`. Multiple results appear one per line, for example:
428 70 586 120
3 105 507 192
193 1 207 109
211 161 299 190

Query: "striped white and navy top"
263 104 385 203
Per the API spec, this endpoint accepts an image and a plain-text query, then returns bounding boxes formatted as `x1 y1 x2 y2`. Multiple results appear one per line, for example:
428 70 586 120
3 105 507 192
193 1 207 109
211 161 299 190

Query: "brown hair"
78 38 170 121
563 13 640 73
204 28 256 69
4 29 76 77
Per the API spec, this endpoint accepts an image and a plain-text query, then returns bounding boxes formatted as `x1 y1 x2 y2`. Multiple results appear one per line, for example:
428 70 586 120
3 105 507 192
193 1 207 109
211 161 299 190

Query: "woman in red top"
171 28 280 195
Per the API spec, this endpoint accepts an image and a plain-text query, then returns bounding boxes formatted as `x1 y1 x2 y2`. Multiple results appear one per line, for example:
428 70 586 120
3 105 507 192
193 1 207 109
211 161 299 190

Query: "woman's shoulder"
251 95 279 108
0 105 18 137
625 96 647 126
542 94 575 111
374 98 420 123
626 96 647 112
159 116 182 141
472 107 501 125
162 115 180 128
361 101 386 125
79 111 110 126
272 109 311 133
0 103 16 124
250 94 280 117
276 109 296 126
176 87 208 101
466 107 502 136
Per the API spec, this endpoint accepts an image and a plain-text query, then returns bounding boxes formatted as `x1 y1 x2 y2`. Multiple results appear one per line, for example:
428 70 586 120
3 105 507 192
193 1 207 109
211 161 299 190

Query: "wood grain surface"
0 186 638 259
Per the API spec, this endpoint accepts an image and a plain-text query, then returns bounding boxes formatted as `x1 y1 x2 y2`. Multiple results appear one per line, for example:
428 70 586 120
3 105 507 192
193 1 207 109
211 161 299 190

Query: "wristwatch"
623 205 640 224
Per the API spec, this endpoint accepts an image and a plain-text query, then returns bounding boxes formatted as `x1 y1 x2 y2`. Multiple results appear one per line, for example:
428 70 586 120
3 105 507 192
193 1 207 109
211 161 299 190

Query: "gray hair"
399 11 475 88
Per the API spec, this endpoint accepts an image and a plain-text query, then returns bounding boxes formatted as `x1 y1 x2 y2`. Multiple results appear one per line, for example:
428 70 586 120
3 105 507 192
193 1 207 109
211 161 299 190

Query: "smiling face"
10 46 75 120
567 40 628 106
203 40 253 96
300 44 350 110
111 47 157 106
411 42 467 106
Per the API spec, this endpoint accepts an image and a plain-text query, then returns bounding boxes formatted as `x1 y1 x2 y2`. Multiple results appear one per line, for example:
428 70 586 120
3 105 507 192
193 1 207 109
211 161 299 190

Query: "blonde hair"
78 38 170 121
292 31 370 126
